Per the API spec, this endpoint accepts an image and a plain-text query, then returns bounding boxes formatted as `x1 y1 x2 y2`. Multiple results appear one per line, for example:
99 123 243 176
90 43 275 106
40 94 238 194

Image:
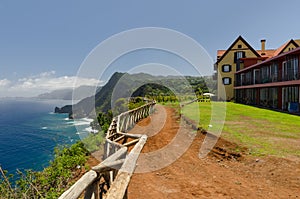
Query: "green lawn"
182 102 300 157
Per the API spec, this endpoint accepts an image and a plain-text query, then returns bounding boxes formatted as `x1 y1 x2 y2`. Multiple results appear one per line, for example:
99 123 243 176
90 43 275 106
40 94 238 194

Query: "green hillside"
57 72 215 119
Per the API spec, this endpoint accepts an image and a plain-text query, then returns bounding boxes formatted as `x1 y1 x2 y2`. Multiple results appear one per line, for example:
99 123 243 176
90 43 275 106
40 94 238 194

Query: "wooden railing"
59 101 156 199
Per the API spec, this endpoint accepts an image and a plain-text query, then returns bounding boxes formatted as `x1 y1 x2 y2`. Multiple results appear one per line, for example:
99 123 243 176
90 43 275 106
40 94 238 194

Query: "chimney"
261 39 266 52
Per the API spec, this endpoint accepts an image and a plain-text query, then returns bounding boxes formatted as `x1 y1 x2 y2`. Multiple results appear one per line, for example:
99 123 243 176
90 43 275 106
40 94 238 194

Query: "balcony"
260 73 279 84
235 69 300 87
282 70 299 81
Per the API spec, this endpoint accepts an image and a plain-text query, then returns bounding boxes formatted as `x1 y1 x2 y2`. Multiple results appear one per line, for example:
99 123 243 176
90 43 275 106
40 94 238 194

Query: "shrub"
0 141 89 198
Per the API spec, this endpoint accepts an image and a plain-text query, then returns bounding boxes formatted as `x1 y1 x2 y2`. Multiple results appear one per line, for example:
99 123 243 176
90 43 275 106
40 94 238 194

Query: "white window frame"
241 73 245 86
253 69 260 84
282 61 287 80
236 51 244 59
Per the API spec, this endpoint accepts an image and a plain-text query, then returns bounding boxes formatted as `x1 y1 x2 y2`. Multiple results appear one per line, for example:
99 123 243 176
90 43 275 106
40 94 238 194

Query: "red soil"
127 105 300 199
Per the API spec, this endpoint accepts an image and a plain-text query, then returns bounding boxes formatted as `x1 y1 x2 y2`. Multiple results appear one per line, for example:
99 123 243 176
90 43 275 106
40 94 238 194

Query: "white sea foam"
73 118 94 126
74 121 90 126
75 131 88 135
82 118 93 123
85 127 99 133
42 127 48 130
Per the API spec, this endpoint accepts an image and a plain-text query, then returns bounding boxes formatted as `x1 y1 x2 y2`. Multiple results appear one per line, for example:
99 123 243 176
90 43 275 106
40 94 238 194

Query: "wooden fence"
59 101 155 199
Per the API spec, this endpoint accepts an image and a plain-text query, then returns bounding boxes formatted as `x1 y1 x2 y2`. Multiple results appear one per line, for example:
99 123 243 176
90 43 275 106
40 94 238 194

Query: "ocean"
0 98 91 175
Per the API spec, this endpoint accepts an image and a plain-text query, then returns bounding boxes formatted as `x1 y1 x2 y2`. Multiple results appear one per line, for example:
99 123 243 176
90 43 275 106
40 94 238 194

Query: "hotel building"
215 36 300 112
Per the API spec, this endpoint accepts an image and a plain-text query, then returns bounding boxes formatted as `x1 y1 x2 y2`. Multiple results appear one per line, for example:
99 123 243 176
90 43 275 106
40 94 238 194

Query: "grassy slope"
182 102 300 157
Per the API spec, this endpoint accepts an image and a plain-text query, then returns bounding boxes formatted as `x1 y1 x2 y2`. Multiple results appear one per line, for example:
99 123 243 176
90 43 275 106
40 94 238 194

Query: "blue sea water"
0 99 90 174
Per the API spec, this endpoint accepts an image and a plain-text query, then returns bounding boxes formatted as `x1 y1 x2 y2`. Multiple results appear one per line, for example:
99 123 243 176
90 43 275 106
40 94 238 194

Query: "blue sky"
1 0 300 97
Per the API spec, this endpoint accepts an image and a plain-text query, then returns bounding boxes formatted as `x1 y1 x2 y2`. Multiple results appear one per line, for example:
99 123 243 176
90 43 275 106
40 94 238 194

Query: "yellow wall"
217 39 259 100
282 43 298 53
294 39 300 46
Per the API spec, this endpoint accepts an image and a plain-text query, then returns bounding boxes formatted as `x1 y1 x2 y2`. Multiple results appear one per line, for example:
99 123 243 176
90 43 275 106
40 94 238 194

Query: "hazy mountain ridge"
37 86 100 101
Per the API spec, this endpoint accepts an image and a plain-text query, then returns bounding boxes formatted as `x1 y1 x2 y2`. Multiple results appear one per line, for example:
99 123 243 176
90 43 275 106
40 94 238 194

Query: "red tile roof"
236 46 300 74
217 50 226 57
256 49 276 58
273 40 291 56
216 37 300 70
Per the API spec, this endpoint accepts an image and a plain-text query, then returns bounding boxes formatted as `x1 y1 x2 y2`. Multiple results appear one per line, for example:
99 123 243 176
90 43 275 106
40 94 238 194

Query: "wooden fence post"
84 180 100 199
59 101 155 199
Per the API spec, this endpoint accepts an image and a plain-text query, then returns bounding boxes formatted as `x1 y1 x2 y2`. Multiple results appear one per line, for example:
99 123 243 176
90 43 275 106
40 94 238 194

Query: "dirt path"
128 105 300 199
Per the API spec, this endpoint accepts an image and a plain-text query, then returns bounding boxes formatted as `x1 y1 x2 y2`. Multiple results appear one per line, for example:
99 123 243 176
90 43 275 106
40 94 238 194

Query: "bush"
82 132 105 152
0 141 89 198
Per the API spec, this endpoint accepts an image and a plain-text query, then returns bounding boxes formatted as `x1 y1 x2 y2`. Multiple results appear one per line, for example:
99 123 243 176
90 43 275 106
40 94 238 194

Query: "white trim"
253 69 259 84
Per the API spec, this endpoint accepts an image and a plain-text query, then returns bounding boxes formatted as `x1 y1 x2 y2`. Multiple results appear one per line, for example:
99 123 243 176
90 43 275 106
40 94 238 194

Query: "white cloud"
0 79 11 87
0 71 102 98
39 70 56 77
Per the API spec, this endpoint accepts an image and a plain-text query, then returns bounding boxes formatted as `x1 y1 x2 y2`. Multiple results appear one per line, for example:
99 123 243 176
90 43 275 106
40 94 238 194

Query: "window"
222 77 232 85
241 73 245 86
282 61 287 80
259 88 268 107
238 45 242 49
245 89 256 105
222 64 231 72
245 71 252 85
283 56 299 81
260 66 270 83
254 69 260 84
270 62 278 82
282 86 299 110
269 88 278 109
236 51 245 59
234 51 246 63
